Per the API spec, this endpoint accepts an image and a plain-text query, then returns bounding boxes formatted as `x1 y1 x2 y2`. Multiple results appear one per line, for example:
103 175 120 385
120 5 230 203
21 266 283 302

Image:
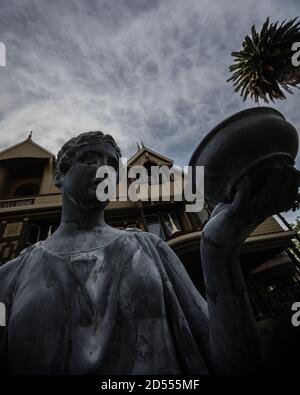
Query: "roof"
251 255 292 274
0 134 54 161
127 144 173 167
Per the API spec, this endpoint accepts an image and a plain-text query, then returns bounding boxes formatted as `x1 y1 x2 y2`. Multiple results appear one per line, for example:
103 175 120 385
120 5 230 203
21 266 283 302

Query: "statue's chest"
8 247 165 350
7 247 166 374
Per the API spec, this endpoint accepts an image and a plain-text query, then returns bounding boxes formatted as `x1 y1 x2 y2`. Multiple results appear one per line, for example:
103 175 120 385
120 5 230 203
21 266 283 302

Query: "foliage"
228 18 300 103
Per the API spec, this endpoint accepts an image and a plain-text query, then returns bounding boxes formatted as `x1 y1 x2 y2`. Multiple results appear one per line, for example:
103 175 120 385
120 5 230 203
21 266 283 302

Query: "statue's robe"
0 229 210 375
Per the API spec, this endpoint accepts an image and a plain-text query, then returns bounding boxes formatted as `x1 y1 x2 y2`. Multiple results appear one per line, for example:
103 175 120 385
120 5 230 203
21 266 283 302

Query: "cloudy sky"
0 0 299 221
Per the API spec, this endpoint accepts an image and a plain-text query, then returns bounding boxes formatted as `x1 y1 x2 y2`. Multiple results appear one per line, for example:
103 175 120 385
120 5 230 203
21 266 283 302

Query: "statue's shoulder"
122 227 147 244
123 227 163 249
132 230 182 262
18 242 41 256
0 242 40 289
122 229 180 262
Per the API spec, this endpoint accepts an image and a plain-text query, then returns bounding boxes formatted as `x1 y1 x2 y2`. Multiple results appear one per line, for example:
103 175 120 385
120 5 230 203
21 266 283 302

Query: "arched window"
14 183 39 197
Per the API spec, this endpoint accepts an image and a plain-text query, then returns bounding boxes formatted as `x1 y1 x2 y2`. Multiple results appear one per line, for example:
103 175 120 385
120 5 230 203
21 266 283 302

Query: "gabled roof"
127 144 173 167
0 134 54 161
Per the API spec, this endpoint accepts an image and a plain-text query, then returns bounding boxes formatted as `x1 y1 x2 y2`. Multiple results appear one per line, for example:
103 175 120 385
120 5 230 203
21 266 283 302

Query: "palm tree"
228 17 300 103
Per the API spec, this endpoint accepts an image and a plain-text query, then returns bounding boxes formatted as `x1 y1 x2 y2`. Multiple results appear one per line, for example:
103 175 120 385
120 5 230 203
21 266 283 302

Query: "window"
145 215 165 240
26 223 41 245
47 225 58 237
162 212 181 237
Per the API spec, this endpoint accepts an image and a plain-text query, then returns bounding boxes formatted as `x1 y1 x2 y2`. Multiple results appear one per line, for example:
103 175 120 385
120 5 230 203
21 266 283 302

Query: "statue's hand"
203 164 300 247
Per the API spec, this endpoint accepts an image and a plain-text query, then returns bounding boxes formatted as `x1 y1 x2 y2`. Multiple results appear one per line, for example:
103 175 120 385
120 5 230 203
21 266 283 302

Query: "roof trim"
127 145 173 166
0 135 55 160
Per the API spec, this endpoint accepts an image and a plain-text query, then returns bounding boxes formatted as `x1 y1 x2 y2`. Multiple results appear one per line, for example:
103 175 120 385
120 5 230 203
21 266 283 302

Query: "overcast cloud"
0 0 299 220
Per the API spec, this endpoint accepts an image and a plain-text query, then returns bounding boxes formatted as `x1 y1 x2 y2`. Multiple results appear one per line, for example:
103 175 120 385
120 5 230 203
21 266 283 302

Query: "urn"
189 107 299 206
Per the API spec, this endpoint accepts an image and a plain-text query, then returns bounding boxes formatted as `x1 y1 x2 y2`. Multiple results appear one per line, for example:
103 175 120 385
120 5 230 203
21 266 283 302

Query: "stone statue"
0 130 298 375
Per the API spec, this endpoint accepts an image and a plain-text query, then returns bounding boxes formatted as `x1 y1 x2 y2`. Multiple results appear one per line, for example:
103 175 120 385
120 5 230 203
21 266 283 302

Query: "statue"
0 125 298 375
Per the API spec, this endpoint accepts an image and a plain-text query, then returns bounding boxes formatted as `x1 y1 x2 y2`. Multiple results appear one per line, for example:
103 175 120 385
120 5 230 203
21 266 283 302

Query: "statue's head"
54 131 121 210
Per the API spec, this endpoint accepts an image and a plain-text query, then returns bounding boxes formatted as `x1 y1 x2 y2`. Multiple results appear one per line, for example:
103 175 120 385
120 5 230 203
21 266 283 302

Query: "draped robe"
0 229 210 375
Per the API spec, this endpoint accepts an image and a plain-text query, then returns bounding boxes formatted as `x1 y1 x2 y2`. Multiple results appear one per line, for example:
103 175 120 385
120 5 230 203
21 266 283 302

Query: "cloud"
0 0 299 220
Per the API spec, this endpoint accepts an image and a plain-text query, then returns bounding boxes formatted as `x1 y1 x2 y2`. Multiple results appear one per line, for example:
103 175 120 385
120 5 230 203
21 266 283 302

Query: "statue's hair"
54 131 122 187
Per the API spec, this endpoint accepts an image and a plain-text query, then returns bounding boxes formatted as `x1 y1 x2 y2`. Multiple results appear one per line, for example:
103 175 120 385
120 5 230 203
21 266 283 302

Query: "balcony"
0 193 62 212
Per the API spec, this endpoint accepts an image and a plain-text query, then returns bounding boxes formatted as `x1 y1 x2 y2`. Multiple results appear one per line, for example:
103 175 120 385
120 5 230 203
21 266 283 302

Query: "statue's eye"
79 153 100 165
79 151 107 166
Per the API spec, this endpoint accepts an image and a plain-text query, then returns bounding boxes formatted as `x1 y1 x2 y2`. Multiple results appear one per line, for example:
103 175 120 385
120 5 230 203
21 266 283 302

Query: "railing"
0 198 34 208
0 193 62 209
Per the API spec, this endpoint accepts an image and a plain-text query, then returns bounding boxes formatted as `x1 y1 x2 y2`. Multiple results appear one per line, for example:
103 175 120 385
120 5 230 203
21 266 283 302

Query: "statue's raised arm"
191 107 299 374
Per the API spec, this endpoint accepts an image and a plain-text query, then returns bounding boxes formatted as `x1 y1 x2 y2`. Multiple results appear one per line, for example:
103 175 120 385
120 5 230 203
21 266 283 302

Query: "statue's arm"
201 164 299 374
200 231 262 374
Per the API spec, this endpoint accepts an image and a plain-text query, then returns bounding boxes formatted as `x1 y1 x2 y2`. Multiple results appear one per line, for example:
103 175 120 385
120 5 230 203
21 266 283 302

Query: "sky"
0 0 299 222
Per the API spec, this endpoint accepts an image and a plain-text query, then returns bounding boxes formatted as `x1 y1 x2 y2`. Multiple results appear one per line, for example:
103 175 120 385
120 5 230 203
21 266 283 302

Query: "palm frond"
228 17 300 102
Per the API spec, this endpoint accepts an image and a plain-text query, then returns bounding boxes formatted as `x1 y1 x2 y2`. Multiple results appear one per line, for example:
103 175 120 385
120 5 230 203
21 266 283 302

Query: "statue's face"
61 142 119 210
